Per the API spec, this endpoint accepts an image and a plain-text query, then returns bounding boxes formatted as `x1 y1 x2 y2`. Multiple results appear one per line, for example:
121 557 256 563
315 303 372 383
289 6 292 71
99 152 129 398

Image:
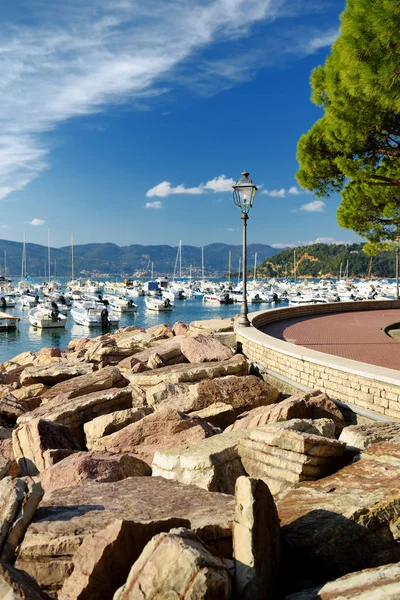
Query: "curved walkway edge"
235 300 400 420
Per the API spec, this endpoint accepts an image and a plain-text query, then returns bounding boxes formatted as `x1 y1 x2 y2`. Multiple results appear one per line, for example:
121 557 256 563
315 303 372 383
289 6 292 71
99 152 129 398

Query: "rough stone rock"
11 384 48 411
113 326 146 341
20 363 96 387
0 425 13 439
303 391 345 432
0 562 51 600
40 366 127 403
0 438 15 460
17 387 133 446
3 352 35 374
213 331 237 350
152 431 250 494
277 453 400 594
239 420 345 496
114 527 232 600
180 333 233 363
91 408 216 465
0 476 44 563
115 332 153 351
84 407 153 448
363 441 400 464
126 354 248 387
40 451 150 493
68 338 90 353
0 396 29 427
146 323 174 339
189 318 234 334
58 518 190 600
84 341 136 366
0 455 14 480
116 355 150 375
131 335 187 367
13 418 80 475
191 402 236 429
33 348 66 366
227 397 310 432
233 477 280 600
339 421 400 450
146 352 166 369
17 477 235 594
286 562 400 600
172 320 189 336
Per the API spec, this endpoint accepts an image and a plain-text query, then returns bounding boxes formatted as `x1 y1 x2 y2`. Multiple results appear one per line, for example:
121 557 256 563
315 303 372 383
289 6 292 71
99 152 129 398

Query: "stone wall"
236 300 400 420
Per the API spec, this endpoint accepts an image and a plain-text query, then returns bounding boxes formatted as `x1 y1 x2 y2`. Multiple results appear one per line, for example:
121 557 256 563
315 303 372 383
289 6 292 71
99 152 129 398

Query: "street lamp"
395 238 400 300
233 170 258 327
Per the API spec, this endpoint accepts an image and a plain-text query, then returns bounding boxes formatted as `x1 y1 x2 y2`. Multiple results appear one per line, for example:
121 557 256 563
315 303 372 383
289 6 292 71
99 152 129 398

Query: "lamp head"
233 170 258 214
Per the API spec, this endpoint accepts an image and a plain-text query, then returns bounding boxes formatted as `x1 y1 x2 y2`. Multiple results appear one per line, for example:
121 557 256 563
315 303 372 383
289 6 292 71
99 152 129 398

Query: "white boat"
145 297 174 312
203 291 234 304
28 306 67 329
71 301 119 327
105 295 137 313
0 295 16 308
19 294 41 307
0 311 19 331
42 300 68 316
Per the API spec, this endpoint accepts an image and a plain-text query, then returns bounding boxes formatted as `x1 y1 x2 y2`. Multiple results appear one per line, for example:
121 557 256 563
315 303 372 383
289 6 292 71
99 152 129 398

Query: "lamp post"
233 170 258 327
395 238 400 300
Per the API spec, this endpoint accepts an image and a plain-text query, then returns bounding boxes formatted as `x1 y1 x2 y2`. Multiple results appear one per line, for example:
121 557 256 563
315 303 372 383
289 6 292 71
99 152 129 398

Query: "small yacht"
71 301 119 327
145 296 174 312
0 295 16 308
203 291 234 304
28 305 67 329
105 295 138 313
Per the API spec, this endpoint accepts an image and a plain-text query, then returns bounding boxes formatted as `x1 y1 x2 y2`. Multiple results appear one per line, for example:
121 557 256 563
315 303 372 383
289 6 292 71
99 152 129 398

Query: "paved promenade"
261 309 400 370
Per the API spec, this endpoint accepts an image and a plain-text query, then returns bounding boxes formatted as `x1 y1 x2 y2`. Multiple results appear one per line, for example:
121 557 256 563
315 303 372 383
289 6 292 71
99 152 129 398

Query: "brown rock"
126 354 248 387
146 323 174 339
0 395 29 427
84 407 153 448
3 352 35 374
233 477 280 599
13 418 80 475
114 528 232 600
277 454 400 594
191 402 236 429
116 355 148 375
0 438 14 460
40 366 128 403
17 387 133 446
227 396 310 432
11 384 48 411
189 318 234 334
20 363 95 387
339 421 400 450
131 335 187 367
17 477 235 595
146 352 166 369
68 338 90 353
0 562 51 599
181 333 233 363
58 518 190 600
303 391 345 432
33 347 65 366
40 451 150 493
172 320 189 336
91 409 216 464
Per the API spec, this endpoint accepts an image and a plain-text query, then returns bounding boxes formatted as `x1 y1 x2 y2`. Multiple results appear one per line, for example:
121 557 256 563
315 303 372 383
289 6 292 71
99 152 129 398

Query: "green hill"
258 243 398 279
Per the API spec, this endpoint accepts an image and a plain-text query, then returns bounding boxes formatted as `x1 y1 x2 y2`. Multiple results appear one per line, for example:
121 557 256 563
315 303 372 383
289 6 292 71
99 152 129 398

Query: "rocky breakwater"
0 316 399 598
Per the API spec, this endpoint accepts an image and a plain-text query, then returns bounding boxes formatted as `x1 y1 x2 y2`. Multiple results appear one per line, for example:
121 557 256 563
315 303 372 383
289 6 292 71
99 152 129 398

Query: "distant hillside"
0 240 282 278
258 243 398 279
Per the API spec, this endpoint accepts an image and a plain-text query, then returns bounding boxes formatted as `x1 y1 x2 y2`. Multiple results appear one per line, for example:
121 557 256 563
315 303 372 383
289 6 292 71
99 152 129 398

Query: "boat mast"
339 263 342 280
151 262 154 279
254 252 257 281
238 257 241 286
201 247 204 281
21 232 26 279
346 259 349 279
4 251 6 279
293 249 296 283
179 240 182 280
71 233 74 282
228 250 231 284
48 228 51 281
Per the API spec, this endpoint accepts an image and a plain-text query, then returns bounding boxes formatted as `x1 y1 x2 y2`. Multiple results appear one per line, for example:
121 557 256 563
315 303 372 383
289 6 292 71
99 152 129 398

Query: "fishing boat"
0 312 19 331
145 297 174 312
71 301 119 327
28 306 67 329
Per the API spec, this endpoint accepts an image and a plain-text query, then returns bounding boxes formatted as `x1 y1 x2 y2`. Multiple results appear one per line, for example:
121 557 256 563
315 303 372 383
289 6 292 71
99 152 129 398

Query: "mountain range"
0 239 281 278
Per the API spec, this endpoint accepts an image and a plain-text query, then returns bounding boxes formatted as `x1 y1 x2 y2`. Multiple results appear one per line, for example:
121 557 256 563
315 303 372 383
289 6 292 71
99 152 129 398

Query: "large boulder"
114 528 232 600
128 335 188 367
20 363 95 387
126 354 248 387
189 318 234 334
339 421 400 450
277 452 400 594
172 320 189 336
146 323 174 339
239 420 345 496
227 396 311 432
233 477 280 600
16 477 235 595
40 366 127 403
40 451 150 493
91 409 216 465
84 407 153 449
33 347 66 366
17 387 133 446
13 418 80 475
152 431 250 494
11 384 48 411
191 402 236 429
180 334 233 363
285 562 400 600
146 375 278 417
0 562 51 600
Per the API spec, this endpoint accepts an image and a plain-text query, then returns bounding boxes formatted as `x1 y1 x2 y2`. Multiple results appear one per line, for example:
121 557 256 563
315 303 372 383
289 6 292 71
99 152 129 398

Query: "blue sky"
0 0 357 250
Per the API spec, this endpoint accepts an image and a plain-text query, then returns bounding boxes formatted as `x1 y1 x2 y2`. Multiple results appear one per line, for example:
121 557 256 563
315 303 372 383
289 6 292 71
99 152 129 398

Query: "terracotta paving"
261 309 400 370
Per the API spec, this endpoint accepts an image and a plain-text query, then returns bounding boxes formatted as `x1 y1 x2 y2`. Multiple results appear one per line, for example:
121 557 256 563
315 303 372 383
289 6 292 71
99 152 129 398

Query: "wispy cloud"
25 218 46 226
146 174 236 197
0 225 10 229
271 242 294 248
300 200 325 212
306 28 339 53
145 201 162 209
271 237 355 249
261 185 306 198
0 1 339 201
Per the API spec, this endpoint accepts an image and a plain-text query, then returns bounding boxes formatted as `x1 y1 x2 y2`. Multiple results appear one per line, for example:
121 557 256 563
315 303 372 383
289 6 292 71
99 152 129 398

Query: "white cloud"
288 186 301 195
26 218 45 226
271 242 294 248
0 225 9 229
261 188 286 198
300 200 325 212
227 227 239 232
306 28 339 53
204 175 235 193
146 181 203 198
145 201 162 209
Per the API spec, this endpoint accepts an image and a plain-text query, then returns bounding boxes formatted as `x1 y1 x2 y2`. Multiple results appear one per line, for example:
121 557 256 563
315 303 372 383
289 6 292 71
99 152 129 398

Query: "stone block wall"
236 300 400 419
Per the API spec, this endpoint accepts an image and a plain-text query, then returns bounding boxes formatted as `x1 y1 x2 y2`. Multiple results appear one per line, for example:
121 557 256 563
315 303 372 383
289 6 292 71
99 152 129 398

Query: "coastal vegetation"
296 0 400 245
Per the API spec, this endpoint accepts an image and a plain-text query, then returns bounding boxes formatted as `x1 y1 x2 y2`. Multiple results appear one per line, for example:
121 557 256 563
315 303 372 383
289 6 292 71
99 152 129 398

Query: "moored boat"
145 297 174 312
28 306 67 329
0 311 19 331
71 301 119 327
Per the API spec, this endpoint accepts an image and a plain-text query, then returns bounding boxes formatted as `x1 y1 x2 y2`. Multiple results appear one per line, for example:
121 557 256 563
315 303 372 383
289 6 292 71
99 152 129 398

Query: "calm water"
0 280 266 363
